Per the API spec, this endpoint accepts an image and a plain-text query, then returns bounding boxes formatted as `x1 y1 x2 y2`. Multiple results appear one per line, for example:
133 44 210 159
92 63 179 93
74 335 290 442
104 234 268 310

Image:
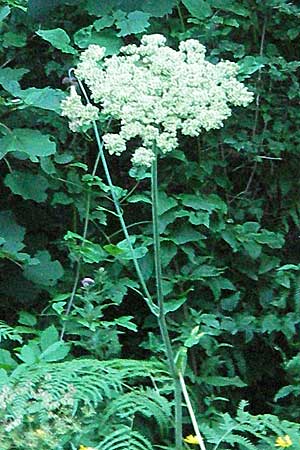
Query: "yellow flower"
275 435 293 448
79 446 96 450
184 435 199 445
34 429 46 438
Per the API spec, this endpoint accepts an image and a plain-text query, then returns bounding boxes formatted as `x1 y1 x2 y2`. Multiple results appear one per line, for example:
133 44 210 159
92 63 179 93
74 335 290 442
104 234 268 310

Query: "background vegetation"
1 0 300 448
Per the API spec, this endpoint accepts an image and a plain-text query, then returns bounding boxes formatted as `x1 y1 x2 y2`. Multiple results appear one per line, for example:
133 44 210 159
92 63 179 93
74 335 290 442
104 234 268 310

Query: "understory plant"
60 34 254 449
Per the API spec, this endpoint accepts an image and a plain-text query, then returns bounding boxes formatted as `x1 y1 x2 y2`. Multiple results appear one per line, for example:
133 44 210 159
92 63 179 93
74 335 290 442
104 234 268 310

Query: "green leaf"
0 129 56 161
113 316 137 331
18 87 66 112
238 56 266 79
74 27 122 54
157 191 177 215
182 0 212 19
164 296 187 314
18 312 37 327
116 11 151 36
40 325 59 351
0 210 25 254
24 250 64 286
209 0 249 16
127 194 151 204
18 344 40 365
180 193 227 214
3 31 27 48
0 67 29 95
40 341 70 362
0 6 11 21
0 349 17 370
117 238 148 260
171 225 205 245
104 244 125 256
5 171 49 203
94 15 115 31
142 0 176 17
36 28 77 54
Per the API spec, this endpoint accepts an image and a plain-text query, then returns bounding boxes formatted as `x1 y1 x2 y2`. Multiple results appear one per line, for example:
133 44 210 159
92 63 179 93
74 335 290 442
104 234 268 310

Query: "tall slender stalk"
151 148 182 449
75 78 181 449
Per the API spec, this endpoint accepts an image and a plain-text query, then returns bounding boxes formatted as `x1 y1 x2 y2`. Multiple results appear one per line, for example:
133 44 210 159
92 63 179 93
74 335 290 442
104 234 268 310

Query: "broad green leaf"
221 292 240 311
18 87 66 112
104 244 125 256
40 341 70 362
40 325 59 351
0 211 25 254
0 129 56 161
171 225 205 245
113 316 137 331
0 349 17 370
3 31 27 48
36 28 77 54
52 192 73 205
142 0 176 17
182 0 212 19
189 211 210 228
116 11 151 36
157 191 177 215
127 194 151 204
18 311 37 327
74 27 122 54
208 0 249 16
192 264 224 279
5 171 49 203
24 250 64 286
0 67 28 95
18 344 40 365
0 6 10 21
164 297 187 314
94 16 115 31
85 0 114 15
238 56 266 79
180 193 227 214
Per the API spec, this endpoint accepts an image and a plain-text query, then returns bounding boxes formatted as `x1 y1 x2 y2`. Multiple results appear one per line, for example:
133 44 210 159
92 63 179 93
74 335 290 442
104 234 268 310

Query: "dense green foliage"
1 0 300 448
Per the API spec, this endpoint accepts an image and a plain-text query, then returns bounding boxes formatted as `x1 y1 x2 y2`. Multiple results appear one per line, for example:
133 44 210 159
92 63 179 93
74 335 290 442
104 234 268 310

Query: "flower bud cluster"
61 35 253 166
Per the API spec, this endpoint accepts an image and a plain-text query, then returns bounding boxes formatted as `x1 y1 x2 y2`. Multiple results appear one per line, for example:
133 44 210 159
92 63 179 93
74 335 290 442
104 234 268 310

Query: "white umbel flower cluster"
61 35 253 166
61 86 98 132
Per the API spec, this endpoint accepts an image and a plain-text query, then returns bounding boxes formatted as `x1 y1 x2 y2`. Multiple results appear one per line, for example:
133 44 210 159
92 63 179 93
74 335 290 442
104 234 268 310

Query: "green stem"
151 149 182 450
179 372 206 450
91 120 158 316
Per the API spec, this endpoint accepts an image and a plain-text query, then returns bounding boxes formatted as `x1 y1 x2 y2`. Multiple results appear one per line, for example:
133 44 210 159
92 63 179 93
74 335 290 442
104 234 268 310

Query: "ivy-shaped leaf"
4 171 49 203
24 250 64 286
74 27 122 54
0 210 25 254
116 11 151 36
36 28 77 54
182 0 212 19
0 129 56 161
18 87 66 112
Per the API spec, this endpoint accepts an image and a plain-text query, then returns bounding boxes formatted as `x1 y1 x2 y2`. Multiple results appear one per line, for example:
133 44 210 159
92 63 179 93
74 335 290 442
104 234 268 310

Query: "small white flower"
61 86 98 132
131 147 155 167
102 133 126 155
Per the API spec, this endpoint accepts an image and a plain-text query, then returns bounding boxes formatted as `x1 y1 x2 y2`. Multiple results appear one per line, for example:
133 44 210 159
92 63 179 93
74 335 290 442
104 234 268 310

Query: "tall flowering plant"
61 34 253 450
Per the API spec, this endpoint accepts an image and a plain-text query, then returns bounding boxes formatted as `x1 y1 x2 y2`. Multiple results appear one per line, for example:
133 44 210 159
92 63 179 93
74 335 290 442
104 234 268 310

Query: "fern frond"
225 433 257 450
0 321 22 343
99 426 154 450
9 359 123 406
102 387 171 434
